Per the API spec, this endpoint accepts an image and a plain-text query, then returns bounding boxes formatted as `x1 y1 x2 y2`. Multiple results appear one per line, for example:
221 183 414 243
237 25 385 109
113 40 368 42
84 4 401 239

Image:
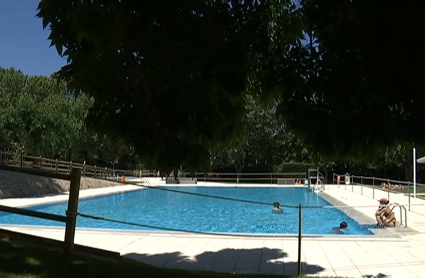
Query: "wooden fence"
0 151 309 184
0 164 80 254
0 151 156 179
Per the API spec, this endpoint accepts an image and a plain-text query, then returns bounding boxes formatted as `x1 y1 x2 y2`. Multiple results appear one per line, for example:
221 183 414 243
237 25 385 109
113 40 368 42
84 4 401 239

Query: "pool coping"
0 183 415 239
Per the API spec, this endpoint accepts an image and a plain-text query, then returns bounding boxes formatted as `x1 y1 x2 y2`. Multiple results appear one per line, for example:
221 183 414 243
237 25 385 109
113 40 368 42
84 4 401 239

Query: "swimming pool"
0 187 373 235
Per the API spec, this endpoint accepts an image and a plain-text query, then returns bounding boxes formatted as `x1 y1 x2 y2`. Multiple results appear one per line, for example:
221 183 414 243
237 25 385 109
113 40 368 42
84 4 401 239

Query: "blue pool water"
0 187 373 235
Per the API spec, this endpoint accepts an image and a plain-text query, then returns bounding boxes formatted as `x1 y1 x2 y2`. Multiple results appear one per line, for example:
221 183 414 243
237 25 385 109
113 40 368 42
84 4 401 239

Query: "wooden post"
64 168 81 254
20 152 23 167
0 150 2 165
94 165 97 178
55 159 58 173
83 161 86 177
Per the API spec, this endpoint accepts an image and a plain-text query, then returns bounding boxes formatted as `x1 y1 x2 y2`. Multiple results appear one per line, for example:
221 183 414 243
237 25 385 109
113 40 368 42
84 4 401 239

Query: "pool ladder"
307 168 325 191
390 202 408 228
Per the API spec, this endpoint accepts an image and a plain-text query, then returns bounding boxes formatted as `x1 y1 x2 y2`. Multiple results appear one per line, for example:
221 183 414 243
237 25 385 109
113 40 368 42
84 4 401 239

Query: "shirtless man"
332 221 348 232
272 202 283 213
375 198 396 227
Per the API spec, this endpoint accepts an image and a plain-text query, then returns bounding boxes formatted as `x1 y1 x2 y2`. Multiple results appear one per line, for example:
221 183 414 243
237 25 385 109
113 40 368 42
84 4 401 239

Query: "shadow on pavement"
123 247 324 276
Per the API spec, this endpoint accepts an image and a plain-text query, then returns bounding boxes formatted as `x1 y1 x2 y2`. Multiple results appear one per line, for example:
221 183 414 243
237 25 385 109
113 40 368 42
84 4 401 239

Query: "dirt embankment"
0 170 118 199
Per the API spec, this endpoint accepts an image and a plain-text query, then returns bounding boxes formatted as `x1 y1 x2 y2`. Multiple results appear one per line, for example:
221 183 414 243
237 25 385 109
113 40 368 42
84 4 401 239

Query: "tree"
0 68 27 152
39 0 424 168
0 68 82 159
37 0 303 173
263 1 425 159
210 94 311 172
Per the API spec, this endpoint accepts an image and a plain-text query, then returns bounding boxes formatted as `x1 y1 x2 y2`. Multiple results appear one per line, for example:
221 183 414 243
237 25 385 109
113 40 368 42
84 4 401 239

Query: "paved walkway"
1 181 425 277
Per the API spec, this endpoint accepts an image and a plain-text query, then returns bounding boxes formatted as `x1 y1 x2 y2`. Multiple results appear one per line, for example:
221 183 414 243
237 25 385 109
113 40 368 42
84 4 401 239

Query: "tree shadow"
123 247 324 276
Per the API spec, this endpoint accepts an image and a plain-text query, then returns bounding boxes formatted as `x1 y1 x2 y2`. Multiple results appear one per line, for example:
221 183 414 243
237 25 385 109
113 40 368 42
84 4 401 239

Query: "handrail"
307 169 324 190
390 202 408 228
332 172 425 188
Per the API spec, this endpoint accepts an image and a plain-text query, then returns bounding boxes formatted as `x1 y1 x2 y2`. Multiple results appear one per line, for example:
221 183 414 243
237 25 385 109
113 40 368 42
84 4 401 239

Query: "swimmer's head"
340 221 348 229
273 202 280 208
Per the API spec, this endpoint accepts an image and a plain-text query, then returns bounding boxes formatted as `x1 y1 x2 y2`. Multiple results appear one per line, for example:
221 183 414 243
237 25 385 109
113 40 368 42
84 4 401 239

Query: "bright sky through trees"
0 0 65 76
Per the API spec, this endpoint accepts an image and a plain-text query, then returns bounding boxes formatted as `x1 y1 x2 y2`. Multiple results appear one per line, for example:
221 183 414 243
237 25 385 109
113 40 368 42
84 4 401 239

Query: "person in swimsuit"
375 198 396 227
381 182 390 189
332 221 348 232
272 202 283 212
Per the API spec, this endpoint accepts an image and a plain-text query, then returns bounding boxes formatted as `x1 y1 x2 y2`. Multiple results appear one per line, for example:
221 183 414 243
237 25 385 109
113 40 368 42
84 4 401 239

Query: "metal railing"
190 172 307 184
332 172 425 213
390 202 408 228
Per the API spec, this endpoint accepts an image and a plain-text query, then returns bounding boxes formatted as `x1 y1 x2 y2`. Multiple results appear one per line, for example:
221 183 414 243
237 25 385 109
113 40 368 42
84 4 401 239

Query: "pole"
408 181 411 211
64 168 81 254
297 204 302 276
113 162 115 186
413 148 416 198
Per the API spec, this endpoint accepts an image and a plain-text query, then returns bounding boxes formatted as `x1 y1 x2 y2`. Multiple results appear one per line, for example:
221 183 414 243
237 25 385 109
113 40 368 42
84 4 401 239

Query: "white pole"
413 148 416 198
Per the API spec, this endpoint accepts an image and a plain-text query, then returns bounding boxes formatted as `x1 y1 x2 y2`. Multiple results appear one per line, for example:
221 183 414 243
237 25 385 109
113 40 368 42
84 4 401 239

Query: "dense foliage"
0 67 139 168
210 94 311 173
1 65 423 180
1 0 422 180
37 0 279 172
37 0 425 172
265 1 425 159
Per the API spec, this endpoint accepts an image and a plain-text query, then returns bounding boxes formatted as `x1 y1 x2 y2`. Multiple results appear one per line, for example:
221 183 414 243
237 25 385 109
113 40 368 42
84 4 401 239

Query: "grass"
0 239 342 278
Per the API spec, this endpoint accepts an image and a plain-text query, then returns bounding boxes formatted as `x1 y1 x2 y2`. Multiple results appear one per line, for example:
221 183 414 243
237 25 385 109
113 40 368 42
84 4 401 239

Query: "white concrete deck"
1 180 425 278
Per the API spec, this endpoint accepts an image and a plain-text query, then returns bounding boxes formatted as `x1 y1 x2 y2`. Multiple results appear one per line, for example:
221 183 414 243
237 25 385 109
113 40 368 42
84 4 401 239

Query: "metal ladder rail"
390 202 408 228
307 168 325 191
310 177 324 192
141 177 152 188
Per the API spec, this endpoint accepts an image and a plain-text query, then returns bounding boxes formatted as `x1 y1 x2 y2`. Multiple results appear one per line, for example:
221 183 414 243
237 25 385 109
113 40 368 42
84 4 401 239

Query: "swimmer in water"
332 221 348 232
272 202 283 212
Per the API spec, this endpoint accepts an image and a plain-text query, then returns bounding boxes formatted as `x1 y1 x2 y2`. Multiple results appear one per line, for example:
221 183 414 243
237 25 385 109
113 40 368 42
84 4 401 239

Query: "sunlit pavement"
1 180 425 278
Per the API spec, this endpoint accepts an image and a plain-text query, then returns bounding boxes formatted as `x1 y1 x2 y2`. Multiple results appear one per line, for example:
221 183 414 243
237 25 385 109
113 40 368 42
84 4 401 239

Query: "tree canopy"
1 66 422 181
0 67 139 168
266 1 425 159
37 0 289 172
37 0 425 171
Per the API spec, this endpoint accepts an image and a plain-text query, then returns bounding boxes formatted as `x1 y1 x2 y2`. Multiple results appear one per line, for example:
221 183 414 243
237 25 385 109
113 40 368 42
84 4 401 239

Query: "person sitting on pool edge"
375 198 396 227
272 202 283 212
332 221 348 232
